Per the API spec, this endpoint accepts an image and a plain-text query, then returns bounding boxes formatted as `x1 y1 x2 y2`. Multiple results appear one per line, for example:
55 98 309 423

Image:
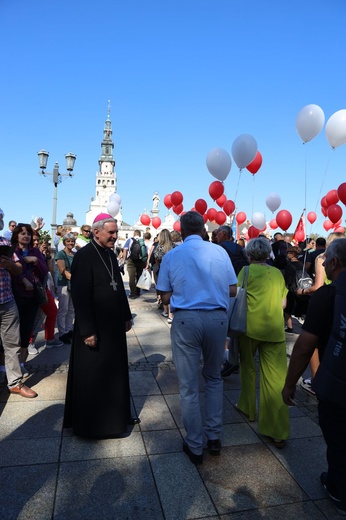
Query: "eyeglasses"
83 229 91 233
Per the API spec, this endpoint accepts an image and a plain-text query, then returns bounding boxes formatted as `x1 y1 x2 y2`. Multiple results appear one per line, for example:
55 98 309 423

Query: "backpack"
130 238 148 262
221 241 249 275
296 270 313 290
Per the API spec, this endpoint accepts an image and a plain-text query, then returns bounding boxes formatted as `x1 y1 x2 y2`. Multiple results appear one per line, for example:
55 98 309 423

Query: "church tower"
85 102 122 225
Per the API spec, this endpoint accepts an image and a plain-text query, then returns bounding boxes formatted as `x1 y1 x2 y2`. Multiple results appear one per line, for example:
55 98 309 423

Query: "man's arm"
1 257 22 276
282 330 318 405
160 290 172 306
229 284 237 297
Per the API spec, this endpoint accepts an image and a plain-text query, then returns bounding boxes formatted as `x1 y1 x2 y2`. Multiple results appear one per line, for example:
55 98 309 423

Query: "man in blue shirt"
157 211 237 464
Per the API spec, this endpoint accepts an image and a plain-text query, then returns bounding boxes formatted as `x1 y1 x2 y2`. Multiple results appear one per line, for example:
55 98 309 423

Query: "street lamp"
37 149 77 246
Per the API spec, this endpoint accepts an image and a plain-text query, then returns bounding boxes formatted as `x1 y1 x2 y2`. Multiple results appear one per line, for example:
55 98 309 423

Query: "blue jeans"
171 309 227 454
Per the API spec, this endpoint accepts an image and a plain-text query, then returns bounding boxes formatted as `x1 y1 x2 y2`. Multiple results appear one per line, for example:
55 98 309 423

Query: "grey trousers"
0 300 22 388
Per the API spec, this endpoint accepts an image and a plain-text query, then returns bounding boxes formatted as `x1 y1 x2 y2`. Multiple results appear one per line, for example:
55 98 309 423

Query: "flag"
293 213 306 244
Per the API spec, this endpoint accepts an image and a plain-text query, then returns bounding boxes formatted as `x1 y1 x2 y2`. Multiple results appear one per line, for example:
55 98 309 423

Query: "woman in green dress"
237 237 289 448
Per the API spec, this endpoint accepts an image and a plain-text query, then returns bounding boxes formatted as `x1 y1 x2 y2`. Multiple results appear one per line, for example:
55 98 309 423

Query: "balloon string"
313 150 332 214
251 175 255 216
233 169 242 207
304 144 307 212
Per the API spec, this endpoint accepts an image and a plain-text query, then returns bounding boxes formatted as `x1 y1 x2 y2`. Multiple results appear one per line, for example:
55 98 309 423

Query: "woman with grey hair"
56 233 76 343
236 237 289 448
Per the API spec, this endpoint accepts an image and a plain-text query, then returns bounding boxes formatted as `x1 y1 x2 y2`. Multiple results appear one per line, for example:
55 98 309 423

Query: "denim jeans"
171 309 227 454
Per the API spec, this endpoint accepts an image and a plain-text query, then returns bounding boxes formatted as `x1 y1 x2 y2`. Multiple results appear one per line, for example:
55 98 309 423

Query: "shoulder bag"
228 266 249 338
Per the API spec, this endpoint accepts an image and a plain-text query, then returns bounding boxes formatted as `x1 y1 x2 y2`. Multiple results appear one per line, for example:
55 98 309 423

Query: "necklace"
91 240 118 291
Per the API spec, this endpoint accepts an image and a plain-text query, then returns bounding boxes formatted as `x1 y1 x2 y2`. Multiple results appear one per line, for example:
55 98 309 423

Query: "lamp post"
37 149 77 247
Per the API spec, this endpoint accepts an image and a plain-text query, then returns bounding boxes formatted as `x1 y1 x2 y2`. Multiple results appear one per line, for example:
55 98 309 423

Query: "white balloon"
231 134 257 170
251 212 266 230
266 193 281 213
325 109 346 149
107 200 120 217
109 192 121 205
206 147 232 181
296 104 325 143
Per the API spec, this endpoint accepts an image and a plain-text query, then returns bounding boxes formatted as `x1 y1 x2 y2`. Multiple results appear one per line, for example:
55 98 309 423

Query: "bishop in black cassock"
63 215 136 438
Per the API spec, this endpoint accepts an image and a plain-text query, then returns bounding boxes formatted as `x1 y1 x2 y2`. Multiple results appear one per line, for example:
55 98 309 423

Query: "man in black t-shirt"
305 237 326 278
282 239 346 515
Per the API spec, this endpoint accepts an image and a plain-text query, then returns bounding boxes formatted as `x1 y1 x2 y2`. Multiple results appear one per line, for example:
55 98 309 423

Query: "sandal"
273 438 286 449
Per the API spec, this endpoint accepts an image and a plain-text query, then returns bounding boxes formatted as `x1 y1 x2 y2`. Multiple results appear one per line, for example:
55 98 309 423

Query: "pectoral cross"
110 279 118 291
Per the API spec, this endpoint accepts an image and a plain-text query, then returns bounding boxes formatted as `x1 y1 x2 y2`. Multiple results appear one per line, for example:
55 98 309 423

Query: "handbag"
66 279 72 292
228 266 249 338
136 269 152 291
34 281 48 305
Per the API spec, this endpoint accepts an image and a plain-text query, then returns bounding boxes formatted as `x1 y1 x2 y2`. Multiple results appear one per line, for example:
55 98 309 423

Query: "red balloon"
248 226 260 238
202 214 208 223
195 198 207 215
307 211 317 224
246 151 263 174
295 230 305 242
216 194 226 208
171 191 183 206
323 219 334 231
321 206 328 217
208 181 224 201
223 199 235 216
173 204 183 215
140 214 151 226
207 207 217 222
338 182 346 205
151 216 161 229
173 221 181 232
215 211 226 225
276 210 292 231
334 226 345 233
236 211 247 225
269 218 278 229
327 204 343 223
164 194 173 209
326 189 339 207
180 211 186 217
321 196 328 208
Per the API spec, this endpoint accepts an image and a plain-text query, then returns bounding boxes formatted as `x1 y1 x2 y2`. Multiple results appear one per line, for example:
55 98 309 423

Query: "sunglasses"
82 229 91 232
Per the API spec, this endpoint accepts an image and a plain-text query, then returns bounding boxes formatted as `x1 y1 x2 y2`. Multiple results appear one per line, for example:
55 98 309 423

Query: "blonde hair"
158 229 174 254
326 231 346 248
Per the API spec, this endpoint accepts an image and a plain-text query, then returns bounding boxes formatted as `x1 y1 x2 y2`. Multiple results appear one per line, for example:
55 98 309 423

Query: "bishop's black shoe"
128 417 141 425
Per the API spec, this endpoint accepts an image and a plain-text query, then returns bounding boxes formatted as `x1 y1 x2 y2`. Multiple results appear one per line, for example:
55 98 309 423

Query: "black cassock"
63 240 133 438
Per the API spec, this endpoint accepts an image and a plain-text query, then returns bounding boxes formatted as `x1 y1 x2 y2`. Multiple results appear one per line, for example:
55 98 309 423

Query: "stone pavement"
0 278 341 519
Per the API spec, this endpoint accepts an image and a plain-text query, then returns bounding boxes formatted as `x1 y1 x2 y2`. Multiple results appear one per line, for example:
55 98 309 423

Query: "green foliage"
39 230 52 242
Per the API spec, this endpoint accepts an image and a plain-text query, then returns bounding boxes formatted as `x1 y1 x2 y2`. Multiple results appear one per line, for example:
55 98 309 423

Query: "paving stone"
150 452 217 519
219 500 326 519
61 431 145 461
55 458 163 519
0 464 57 520
199 444 308 514
0 438 61 467
0 401 64 440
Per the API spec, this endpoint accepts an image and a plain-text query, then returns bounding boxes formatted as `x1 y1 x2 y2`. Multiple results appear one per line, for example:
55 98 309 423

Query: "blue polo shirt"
156 235 237 312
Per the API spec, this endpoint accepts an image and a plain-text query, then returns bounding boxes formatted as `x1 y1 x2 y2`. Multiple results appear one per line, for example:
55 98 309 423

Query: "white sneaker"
300 377 315 395
45 338 64 348
27 344 38 355
161 311 169 317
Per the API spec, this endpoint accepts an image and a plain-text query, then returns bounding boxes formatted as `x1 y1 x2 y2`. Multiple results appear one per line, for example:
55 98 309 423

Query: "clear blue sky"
1 0 346 237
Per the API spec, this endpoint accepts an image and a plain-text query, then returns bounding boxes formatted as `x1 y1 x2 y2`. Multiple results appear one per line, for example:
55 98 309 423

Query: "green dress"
237 264 290 440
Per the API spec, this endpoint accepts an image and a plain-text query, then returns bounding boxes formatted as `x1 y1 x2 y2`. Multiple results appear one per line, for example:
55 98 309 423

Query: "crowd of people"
0 210 345 514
